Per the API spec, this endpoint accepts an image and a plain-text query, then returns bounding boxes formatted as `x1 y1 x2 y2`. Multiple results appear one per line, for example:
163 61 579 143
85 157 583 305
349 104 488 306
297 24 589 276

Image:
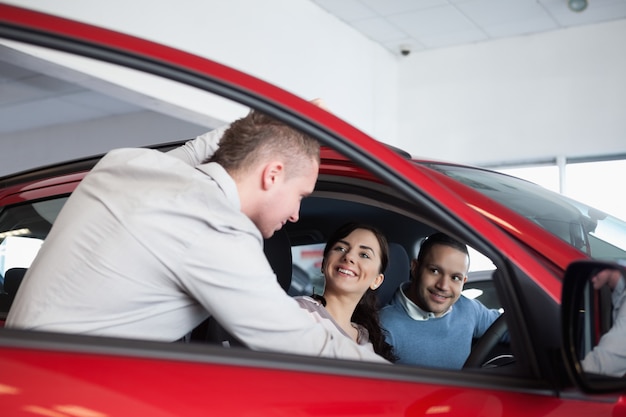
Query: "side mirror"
562 260 626 393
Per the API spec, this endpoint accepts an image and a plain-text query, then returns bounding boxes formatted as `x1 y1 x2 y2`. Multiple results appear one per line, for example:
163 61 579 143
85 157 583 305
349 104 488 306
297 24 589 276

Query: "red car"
1 5 625 416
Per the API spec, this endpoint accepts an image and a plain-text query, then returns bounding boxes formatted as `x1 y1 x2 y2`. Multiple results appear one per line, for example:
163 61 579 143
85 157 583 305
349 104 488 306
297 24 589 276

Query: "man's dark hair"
416 232 469 264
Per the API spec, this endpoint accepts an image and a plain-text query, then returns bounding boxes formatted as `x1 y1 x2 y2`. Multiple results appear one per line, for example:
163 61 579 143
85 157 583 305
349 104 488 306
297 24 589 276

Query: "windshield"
426 163 626 263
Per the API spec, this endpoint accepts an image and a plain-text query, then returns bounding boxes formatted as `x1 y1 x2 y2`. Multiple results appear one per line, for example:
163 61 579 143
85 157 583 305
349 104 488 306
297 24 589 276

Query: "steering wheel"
463 313 509 369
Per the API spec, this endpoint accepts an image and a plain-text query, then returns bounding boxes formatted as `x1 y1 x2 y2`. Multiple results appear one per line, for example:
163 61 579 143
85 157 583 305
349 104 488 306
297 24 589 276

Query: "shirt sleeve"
472 299 507 342
581 296 626 377
181 229 389 364
166 125 229 166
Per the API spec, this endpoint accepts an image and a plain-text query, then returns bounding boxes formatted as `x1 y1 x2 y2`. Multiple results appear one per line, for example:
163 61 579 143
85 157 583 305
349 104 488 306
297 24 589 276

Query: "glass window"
0 197 68 279
290 243 325 296
498 165 560 193
496 159 626 223
428 163 626 261
566 160 626 222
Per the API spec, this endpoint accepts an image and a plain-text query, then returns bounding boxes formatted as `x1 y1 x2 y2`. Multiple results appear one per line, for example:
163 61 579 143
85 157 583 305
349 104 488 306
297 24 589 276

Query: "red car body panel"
1 345 618 417
0 176 83 206
1 4 625 416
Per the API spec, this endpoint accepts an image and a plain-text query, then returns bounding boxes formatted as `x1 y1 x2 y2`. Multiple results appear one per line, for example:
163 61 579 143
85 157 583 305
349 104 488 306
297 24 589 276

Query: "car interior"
0 150 512 373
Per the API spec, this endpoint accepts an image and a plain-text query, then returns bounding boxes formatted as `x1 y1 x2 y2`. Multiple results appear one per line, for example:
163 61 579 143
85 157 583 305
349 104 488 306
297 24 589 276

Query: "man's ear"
410 259 419 280
261 161 284 190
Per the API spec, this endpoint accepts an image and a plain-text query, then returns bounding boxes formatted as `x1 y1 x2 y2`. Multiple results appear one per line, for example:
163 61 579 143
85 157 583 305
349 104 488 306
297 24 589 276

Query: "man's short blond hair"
207 110 320 178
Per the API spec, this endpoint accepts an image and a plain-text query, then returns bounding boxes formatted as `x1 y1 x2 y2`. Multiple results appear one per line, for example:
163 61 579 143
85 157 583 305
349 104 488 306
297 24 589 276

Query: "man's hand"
309 98 328 110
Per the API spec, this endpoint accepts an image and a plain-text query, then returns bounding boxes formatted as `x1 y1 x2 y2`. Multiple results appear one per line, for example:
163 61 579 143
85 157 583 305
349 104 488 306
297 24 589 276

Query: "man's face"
408 243 469 317
256 158 318 239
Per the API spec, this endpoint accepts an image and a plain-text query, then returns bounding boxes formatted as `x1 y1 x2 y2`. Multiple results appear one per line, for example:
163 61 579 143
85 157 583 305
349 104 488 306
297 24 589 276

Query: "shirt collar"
395 281 452 321
196 162 241 210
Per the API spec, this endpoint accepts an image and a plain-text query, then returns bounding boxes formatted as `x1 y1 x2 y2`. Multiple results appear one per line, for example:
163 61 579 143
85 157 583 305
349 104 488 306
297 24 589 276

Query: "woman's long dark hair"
317 222 397 362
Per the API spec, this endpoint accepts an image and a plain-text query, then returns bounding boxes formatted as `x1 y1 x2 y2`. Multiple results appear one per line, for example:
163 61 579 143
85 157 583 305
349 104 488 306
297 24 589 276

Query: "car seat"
0 267 28 320
376 243 410 308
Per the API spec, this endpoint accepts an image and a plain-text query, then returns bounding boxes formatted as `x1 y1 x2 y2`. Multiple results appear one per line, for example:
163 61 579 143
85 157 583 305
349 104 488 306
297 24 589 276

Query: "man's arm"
472 299 509 343
581 297 626 377
166 125 229 166
183 229 388 363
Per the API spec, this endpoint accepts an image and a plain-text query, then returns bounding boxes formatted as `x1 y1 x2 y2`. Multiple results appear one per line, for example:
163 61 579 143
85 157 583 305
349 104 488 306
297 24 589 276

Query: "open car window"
0 26 532 385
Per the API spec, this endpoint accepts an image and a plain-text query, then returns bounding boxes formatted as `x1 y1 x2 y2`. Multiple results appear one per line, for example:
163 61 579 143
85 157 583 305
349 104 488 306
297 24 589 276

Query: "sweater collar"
395 282 453 321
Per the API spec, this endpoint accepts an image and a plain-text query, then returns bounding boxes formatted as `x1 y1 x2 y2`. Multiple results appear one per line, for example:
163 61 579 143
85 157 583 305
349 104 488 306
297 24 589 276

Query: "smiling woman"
294 222 396 362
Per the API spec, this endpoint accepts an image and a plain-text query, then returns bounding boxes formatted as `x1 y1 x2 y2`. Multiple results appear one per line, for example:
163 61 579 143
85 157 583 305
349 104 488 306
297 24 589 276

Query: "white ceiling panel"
312 0 378 21
543 0 626 26
389 6 478 37
349 17 408 42
0 61 36 81
0 80 49 106
456 0 551 27
311 0 626 54
60 91 143 115
0 65 80 107
360 0 446 16
420 27 488 48
482 15 557 38
0 96 121 134
0 59 144 136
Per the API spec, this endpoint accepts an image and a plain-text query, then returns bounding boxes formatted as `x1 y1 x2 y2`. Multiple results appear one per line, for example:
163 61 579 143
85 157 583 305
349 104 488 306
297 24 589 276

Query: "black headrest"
263 228 293 292
4 267 27 296
377 243 410 308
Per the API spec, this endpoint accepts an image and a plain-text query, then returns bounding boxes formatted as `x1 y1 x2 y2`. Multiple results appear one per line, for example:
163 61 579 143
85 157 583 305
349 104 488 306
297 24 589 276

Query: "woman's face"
322 228 384 297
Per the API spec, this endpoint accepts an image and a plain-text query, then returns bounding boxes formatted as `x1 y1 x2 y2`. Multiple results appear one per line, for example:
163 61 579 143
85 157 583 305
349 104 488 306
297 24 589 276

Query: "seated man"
380 232 503 369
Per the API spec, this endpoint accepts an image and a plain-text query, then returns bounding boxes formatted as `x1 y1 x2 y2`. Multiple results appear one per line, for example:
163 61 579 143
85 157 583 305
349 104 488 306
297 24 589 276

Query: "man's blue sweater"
380 286 501 369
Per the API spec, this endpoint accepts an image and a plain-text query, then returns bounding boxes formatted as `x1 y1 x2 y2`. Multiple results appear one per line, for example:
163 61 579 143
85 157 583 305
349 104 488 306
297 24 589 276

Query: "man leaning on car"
6 104 388 364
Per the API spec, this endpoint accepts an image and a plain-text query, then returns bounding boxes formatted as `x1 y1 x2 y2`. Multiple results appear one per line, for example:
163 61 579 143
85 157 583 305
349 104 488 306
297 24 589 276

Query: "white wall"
399 19 626 165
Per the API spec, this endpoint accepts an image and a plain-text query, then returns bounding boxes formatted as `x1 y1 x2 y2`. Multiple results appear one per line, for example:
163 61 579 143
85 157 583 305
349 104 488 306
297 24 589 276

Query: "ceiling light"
568 0 588 12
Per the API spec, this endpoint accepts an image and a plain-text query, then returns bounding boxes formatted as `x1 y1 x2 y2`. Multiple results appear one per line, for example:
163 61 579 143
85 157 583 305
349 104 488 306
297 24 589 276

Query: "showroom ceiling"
312 0 626 55
1 1 626 146
0 59 142 136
